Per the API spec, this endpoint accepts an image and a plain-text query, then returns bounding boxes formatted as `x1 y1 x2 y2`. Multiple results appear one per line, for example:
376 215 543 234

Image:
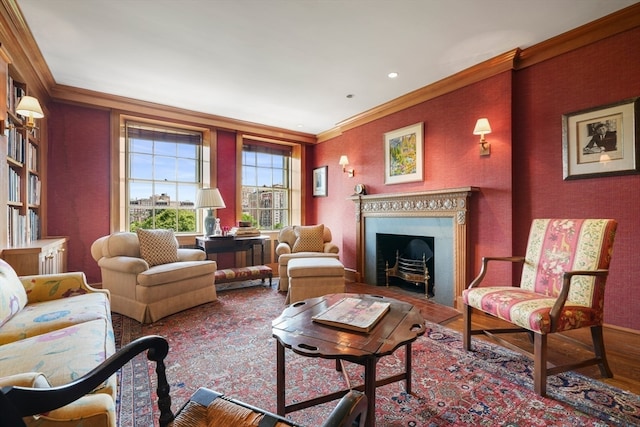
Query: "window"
126 122 202 232
242 143 291 230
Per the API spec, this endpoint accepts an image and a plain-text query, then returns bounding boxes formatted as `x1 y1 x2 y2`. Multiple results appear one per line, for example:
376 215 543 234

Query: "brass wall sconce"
473 118 492 156
15 96 45 133
338 155 354 177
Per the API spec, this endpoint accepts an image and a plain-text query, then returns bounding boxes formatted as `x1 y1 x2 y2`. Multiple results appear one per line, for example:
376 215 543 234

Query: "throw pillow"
292 224 325 253
0 259 28 328
136 229 179 266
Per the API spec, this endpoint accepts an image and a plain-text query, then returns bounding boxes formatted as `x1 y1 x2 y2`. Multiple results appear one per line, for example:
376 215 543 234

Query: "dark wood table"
271 293 425 427
195 235 269 265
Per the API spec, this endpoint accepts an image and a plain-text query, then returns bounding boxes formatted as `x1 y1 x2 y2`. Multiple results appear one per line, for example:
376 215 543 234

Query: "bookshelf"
0 46 67 274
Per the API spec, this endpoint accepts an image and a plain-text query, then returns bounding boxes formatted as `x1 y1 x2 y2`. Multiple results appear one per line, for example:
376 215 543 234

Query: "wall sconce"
473 118 492 156
195 188 226 236
338 155 354 177
15 96 45 133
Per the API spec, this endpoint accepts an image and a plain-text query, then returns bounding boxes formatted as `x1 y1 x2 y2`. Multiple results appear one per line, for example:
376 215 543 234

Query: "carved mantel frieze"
350 187 478 225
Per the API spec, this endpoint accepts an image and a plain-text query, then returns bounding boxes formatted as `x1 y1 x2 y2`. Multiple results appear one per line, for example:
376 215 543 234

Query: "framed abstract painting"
384 122 424 184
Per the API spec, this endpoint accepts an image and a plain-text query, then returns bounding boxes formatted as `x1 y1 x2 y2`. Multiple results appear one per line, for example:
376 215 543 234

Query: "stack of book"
228 226 260 237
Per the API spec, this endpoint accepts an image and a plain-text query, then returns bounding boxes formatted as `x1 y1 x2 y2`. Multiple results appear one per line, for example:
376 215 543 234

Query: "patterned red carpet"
114 285 640 426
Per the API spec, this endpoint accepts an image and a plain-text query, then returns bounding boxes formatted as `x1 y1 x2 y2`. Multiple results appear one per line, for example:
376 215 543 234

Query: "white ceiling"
16 0 638 135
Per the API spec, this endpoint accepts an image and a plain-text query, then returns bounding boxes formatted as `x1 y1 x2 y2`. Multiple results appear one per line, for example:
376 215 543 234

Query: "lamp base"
204 210 215 236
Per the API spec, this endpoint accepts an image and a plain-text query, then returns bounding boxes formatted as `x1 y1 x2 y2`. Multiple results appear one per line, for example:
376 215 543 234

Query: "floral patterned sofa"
0 259 116 427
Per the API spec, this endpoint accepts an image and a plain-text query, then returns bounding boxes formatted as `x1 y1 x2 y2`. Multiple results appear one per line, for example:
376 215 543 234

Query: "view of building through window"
126 122 202 232
241 143 290 230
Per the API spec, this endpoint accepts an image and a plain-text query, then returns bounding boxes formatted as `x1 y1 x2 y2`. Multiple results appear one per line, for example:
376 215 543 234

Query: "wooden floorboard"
345 281 640 395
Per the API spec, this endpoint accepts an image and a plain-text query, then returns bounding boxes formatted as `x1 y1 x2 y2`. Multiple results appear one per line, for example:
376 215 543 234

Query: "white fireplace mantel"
349 187 479 307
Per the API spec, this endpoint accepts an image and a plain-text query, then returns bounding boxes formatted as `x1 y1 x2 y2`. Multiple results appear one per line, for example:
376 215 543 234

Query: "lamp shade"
16 96 44 119
473 118 492 135
338 155 349 166
195 188 226 209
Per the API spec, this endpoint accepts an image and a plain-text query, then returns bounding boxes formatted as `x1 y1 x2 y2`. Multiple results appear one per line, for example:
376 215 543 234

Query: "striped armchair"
462 218 617 396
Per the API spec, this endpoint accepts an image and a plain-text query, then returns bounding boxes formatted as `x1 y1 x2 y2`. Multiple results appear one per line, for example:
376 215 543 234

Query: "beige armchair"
275 224 339 292
91 230 217 323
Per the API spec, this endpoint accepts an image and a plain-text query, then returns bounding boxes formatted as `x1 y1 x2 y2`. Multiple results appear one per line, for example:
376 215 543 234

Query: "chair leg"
591 325 613 378
533 333 547 397
462 303 472 351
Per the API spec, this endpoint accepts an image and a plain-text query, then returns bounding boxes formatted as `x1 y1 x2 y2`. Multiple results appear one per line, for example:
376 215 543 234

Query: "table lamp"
195 188 226 236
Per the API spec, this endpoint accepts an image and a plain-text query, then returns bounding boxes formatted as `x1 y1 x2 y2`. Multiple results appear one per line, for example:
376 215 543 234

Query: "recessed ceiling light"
388 72 399 79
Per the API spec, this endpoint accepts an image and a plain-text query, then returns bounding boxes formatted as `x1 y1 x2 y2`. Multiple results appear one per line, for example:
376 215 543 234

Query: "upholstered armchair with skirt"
275 224 339 292
462 218 617 396
91 229 217 323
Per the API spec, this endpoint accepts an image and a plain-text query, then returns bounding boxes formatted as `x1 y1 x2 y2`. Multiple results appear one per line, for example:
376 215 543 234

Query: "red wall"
47 103 111 283
512 27 640 330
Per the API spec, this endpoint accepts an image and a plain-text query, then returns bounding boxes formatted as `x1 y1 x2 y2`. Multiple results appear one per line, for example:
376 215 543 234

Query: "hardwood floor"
345 282 640 395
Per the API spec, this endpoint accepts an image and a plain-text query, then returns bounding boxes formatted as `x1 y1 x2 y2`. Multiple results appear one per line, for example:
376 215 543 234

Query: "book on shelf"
312 297 391 333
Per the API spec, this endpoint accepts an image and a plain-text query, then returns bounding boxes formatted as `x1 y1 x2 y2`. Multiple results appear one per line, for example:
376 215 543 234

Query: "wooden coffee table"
271 293 426 427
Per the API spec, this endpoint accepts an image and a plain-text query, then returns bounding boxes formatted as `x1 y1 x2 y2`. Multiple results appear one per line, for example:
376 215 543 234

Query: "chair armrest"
467 256 525 289
275 242 292 257
19 272 110 303
98 256 149 274
323 242 339 254
321 390 367 427
177 248 207 261
549 269 609 330
0 335 174 427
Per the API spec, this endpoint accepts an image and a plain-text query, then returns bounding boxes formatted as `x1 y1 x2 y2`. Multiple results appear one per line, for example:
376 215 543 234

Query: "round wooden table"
271 293 425 427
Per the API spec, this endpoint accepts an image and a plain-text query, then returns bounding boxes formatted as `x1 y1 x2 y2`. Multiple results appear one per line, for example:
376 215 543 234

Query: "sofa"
91 229 217 323
0 258 116 427
275 224 340 292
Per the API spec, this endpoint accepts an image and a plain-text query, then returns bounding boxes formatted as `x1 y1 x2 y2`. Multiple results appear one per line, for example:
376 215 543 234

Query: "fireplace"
376 233 435 297
349 187 478 308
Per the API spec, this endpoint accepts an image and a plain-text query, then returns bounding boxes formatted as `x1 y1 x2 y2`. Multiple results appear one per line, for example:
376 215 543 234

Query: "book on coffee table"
312 297 391 333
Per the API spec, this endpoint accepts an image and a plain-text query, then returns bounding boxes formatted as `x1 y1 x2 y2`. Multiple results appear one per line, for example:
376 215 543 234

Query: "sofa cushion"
0 259 28 328
292 224 325 253
0 318 116 396
137 229 180 266
0 292 111 345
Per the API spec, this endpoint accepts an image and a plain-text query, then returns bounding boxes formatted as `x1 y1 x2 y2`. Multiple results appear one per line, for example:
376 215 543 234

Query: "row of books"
6 121 26 164
7 206 40 246
28 174 41 205
7 76 26 116
8 168 21 203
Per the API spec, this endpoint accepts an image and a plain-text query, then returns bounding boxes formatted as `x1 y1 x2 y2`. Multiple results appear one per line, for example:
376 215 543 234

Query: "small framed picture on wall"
562 97 639 180
313 166 328 197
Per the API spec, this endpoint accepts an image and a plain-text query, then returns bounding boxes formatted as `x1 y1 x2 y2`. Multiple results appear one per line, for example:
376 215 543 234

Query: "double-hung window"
241 143 291 230
126 122 202 232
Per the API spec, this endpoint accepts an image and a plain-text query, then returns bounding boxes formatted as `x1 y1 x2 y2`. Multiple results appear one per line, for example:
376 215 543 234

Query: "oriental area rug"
113 285 640 426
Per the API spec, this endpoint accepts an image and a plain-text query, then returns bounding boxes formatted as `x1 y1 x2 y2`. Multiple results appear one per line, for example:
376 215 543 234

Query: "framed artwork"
562 97 639 180
312 166 328 197
384 122 424 184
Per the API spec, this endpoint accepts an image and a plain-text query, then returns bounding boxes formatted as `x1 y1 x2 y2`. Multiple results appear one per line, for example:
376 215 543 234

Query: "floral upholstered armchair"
462 218 617 396
275 224 339 292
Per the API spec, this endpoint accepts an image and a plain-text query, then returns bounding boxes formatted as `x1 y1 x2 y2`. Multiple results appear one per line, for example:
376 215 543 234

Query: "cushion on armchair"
136 229 180 266
292 224 325 253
